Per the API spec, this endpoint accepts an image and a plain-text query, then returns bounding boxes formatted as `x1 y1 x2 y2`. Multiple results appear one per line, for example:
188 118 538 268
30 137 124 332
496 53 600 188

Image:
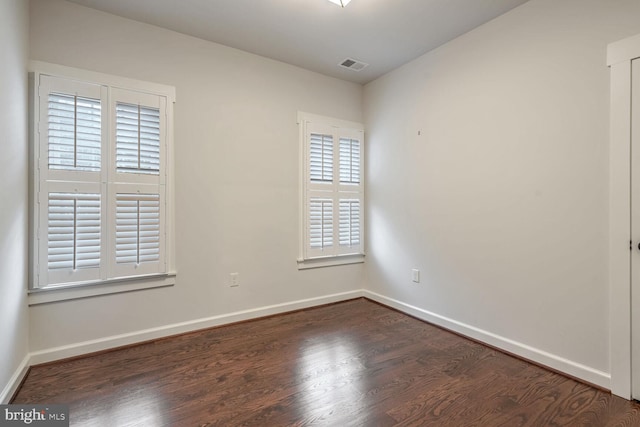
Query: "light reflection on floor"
295 333 367 422
73 387 165 427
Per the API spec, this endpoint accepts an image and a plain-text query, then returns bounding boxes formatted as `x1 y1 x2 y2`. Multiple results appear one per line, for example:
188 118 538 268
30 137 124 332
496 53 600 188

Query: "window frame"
297 112 365 270
29 61 176 304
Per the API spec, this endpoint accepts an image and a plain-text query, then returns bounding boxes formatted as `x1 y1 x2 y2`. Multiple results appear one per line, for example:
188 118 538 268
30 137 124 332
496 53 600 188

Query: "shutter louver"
48 93 101 171
310 133 333 183
309 198 333 250
339 138 360 184
47 193 101 271
116 103 161 175
339 199 361 248
116 194 161 264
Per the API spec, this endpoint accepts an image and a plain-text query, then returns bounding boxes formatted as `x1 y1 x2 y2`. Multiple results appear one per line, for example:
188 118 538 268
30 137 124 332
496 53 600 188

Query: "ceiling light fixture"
327 0 352 7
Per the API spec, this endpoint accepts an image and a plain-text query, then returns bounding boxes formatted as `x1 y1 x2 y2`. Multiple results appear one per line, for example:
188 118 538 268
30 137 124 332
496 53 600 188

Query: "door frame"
609 33 640 399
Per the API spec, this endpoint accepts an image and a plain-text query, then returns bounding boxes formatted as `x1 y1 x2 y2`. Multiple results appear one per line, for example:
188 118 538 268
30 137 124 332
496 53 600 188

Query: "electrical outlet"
412 269 420 283
229 272 239 287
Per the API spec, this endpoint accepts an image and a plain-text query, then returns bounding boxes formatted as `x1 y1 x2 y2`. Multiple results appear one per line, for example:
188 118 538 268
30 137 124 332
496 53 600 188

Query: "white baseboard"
0 354 30 404
363 290 611 390
29 290 365 366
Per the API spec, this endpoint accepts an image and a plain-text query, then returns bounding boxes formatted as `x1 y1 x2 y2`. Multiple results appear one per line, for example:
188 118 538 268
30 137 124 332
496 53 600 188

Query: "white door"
631 57 640 399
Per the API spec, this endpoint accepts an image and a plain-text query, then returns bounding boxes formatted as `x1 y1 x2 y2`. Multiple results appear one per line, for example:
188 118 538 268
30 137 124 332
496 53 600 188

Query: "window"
298 112 364 268
31 63 175 295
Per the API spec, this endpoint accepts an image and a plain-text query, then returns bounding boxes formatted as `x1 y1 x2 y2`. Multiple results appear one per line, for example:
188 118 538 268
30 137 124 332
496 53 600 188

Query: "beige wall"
363 0 640 386
28 0 364 352
0 0 29 403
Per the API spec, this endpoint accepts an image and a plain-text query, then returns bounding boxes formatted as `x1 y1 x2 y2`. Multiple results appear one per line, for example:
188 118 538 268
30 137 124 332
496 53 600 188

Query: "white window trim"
28 61 177 303
297 112 365 269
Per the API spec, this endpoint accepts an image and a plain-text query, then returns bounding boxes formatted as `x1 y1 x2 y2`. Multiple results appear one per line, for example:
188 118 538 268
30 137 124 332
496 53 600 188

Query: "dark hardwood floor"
12 298 640 426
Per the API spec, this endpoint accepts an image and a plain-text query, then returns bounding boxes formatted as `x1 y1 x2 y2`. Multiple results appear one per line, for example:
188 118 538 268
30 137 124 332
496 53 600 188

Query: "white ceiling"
66 0 530 84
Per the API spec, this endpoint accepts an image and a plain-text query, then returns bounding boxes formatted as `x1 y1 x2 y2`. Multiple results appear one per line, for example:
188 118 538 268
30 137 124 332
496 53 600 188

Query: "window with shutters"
298 112 364 269
30 63 175 299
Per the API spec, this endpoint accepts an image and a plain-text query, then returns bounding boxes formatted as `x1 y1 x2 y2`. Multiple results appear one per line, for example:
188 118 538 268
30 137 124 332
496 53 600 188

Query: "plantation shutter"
339 199 360 248
336 130 363 256
33 72 174 289
48 93 102 172
339 138 360 184
115 103 161 175
301 115 364 261
109 90 166 278
309 198 334 252
48 192 101 270
36 76 107 287
45 192 102 285
310 133 333 183
115 193 161 264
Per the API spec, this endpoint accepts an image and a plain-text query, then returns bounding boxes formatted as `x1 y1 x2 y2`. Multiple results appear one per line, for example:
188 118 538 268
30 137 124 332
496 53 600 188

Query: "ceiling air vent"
339 58 369 72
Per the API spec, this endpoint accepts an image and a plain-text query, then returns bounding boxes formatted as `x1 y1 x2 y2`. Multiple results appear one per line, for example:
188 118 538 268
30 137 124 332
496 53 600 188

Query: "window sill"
297 254 365 270
28 272 176 306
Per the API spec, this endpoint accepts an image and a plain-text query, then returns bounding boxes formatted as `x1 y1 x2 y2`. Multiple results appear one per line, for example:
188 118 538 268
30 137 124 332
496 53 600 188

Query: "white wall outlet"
412 269 420 283
229 272 239 287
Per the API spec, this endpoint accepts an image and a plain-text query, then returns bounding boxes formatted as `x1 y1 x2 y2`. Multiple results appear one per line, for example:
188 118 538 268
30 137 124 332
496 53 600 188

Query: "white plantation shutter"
310 133 333 183
48 93 102 171
110 89 165 277
336 133 363 256
48 193 101 270
300 113 364 261
33 70 173 290
45 192 102 285
339 199 360 248
116 194 161 264
309 198 334 251
116 103 161 175
37 76 107 287
339 138 361 184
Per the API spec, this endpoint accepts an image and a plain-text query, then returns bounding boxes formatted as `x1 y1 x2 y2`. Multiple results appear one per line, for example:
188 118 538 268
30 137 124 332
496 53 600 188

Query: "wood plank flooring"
12 298 640 426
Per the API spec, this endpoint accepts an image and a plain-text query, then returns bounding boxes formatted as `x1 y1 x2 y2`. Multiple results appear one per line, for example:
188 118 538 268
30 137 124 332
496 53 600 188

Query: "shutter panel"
310 133 333 183
116 103 161 175
309 198 333 250
48 93 101 171
339 137 360 184
47 193 101 271
339 199 361 248
116 193 161 264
